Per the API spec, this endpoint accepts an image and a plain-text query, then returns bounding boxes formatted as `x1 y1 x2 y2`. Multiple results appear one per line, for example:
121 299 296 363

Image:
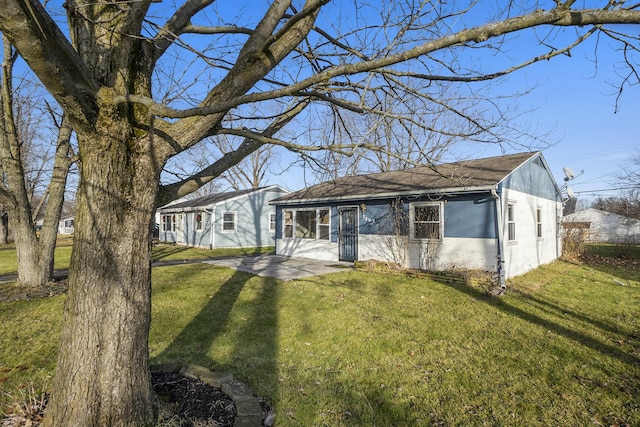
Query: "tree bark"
43 104 160 426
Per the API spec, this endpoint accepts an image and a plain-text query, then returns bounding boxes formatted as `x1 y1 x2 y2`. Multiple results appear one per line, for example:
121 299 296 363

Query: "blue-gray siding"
500 155 560 201
276 192 498 240
159 187 286 248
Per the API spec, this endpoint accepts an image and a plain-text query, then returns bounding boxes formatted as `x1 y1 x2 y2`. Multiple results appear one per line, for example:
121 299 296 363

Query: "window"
222 212 236 232
283 210 293 238
161 215 174 232
282 208 330 240
269 213 276 232
295 210 317 238
507 203 516 241
411 203 442 240
536 208 543 239
195 212 203 231
319 209 330 240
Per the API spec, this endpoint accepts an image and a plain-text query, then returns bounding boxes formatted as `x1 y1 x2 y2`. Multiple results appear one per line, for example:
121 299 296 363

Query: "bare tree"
0 1 639 425
0 37 76 288
167 133 278 193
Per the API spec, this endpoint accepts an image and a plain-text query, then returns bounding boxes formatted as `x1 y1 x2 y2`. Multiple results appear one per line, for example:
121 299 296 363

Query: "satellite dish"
566 186 575 199
563 167 575 182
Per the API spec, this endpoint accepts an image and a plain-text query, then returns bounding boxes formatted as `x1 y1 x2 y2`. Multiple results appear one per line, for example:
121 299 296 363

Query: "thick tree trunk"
43 125 160 426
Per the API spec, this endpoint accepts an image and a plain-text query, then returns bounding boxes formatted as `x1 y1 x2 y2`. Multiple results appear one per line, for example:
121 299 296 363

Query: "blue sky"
487 32 639 202
266 14 639 203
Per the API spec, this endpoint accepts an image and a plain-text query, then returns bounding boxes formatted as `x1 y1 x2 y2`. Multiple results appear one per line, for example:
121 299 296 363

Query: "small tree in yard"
1 1 640 425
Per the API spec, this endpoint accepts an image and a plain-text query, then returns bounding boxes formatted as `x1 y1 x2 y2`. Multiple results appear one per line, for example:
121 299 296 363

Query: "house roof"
159 185 287 212
273 152 539 204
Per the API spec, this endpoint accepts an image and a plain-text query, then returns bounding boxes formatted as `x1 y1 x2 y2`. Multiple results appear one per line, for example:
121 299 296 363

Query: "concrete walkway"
0 255 354 284
203 254 353 280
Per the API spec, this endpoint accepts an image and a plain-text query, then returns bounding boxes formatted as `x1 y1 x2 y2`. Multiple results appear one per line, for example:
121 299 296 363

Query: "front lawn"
1 256 639 425
0 241 274 276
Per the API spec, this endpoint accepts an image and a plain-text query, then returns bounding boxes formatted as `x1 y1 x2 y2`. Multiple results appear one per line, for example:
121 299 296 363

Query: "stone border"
151 362 263 427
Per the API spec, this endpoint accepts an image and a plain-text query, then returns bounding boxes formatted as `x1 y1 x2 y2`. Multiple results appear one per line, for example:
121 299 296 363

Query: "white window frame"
507 203 516 241
410 202 443 241
195 212 203 231
283 210 294 238
536 207 543 239
281 208 331 241
162 214 176 232
269 212 276 232
222 211 236 232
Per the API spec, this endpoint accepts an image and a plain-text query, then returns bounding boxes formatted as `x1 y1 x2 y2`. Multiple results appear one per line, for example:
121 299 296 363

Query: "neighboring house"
563 208 640 244
58 216 75 234
156 185 289 249
272 152 564 283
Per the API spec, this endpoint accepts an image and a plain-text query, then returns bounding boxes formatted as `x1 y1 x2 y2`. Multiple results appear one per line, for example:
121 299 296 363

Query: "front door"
176 214 184 244
339 207 358 262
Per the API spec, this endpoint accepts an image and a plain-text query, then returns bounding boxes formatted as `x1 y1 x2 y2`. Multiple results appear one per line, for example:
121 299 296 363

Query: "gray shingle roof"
274 152 538 203
160 187 265 211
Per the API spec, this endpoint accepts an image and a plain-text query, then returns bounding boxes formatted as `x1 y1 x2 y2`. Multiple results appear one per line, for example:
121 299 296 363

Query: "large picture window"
411 203 442 240
282 208 331 240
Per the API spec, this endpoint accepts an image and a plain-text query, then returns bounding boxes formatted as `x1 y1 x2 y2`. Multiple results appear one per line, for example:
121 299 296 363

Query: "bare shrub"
562 224 587 260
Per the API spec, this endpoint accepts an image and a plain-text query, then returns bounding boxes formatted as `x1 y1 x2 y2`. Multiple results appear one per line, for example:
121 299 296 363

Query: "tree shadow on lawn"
154 268 279 397
432 278 640 369
515 291 632 338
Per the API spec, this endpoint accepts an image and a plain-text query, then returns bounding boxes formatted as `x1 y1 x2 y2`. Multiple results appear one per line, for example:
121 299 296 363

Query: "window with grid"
283 210 293 238
269 213 276 231
222 212 236 232
536 208 542 239
507 204 516 241
412 203 442 240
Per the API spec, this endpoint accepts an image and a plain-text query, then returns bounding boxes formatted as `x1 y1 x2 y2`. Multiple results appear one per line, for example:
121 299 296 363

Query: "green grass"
2 252 638 426
0 247 73 276
0 240 274 276
586 242 640 260
151 244 273 263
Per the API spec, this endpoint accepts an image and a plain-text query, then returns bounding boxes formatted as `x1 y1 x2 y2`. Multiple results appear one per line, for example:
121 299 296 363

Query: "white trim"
409 202 444 242
281 207 331 241
269 212 276 232
221 211 236 233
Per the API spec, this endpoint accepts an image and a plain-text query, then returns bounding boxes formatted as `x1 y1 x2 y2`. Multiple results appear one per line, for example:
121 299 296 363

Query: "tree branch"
158 99 310 204
0 0 98 131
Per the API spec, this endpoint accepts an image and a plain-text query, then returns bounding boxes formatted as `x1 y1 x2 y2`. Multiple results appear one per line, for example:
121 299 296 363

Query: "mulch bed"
152 371 236 426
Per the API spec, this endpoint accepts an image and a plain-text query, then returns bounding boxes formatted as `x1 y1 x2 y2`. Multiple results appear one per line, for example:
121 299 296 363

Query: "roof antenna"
563 167 575 182
560 166 583 202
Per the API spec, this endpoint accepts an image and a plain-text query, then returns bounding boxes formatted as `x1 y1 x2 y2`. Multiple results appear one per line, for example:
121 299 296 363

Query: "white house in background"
272 152 564 284
156 185 289 249
58 216 74 234
563 208 640 244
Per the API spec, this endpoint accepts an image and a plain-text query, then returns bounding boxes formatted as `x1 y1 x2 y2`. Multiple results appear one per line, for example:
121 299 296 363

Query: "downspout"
491 188 507 290
204 206 216 250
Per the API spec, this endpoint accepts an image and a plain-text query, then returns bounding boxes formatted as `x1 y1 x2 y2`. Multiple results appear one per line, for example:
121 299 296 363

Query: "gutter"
204 206 216 249
271 185 497 206
491 187 507 290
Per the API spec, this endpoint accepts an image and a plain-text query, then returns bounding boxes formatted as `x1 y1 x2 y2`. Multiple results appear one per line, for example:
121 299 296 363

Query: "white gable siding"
501 188 562 278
